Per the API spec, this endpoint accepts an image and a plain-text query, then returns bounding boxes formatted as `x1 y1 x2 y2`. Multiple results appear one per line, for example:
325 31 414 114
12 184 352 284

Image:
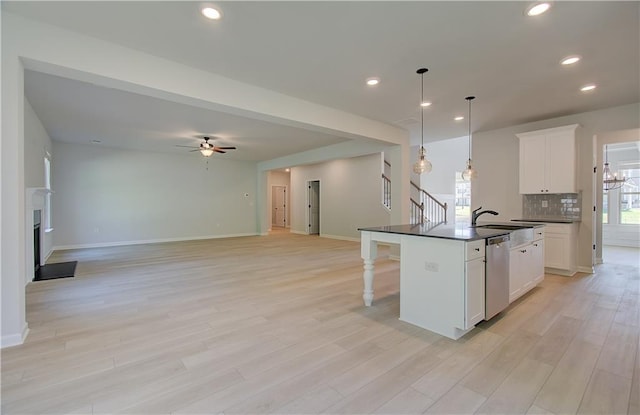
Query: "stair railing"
381 173 391 209
381 159 447 224
410 181 447 223
410 198 424 224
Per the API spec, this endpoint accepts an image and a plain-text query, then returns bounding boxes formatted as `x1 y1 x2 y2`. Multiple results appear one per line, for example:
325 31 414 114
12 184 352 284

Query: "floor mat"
34 261 77 281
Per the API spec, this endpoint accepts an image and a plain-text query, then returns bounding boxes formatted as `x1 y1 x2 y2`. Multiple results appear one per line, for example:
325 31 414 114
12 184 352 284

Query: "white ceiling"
7 1 640 161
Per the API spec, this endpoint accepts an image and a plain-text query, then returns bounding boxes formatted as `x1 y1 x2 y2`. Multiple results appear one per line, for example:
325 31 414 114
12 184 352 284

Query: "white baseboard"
545 267 576 277
595 257 603 265
289 230 308 236
2 324 29 349
577 266 594 274
321 234 360 242
53 233 259 251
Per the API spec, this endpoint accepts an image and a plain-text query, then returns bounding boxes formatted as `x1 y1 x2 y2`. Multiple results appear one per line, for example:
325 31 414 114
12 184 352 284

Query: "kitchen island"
358 222 530 340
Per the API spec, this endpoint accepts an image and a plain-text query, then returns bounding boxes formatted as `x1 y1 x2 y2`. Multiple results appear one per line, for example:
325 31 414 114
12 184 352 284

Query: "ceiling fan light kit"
176 136 237 157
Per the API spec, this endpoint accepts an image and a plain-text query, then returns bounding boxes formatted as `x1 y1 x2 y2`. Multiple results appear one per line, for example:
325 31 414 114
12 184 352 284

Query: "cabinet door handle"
475 248 480 252
521 249 527 253
533 243 538 247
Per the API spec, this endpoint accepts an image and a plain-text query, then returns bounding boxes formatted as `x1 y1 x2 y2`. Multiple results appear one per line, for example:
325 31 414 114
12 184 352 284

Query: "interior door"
272 186 286 227
308 181 320 235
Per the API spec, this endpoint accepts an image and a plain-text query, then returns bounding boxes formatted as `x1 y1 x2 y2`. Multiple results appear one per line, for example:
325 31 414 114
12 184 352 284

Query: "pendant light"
461 96 477 181
413 68 432 174
603 144 626 191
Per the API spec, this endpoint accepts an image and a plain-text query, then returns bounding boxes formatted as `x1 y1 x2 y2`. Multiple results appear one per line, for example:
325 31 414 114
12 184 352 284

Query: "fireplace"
34 210 41 274
26 187 50 284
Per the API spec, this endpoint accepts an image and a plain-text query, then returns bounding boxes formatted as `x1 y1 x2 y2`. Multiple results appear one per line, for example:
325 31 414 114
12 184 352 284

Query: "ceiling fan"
176 136 236 157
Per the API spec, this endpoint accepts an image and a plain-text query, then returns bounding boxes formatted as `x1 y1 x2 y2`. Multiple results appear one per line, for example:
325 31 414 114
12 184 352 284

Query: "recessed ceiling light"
366 77 380 86
202 7 221 20
561 55 581 65
421 101 432 107
454 116 464 121
526 2 551 16
580 84 597 92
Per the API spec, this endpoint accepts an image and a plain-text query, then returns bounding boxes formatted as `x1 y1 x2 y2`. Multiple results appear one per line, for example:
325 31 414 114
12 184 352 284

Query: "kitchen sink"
474 224 528 230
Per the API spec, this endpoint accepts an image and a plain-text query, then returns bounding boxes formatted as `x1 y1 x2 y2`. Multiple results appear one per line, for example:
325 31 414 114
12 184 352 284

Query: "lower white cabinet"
509 231 545 303
544 223 577 276
465 257 485 329
530 239 544 284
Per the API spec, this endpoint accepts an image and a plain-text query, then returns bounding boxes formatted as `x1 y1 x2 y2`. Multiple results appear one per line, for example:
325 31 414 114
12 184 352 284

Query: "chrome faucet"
471 206 499 225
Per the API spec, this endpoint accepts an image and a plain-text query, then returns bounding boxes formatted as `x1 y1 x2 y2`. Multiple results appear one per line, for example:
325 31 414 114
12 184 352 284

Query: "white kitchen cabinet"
544 223 578 276
509 229 545 303
465 256 485 329
509 245 528 303
529 239 545 284
517 124 579 194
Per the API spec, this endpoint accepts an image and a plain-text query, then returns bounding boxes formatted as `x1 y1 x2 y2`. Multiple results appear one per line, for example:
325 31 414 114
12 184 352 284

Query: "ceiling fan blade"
214 146 236 150
175 145 198 149
214 149 227 154
189 149 200 152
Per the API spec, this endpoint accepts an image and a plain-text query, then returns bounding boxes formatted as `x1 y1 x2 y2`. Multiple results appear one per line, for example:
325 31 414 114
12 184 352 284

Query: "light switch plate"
542 200 548 208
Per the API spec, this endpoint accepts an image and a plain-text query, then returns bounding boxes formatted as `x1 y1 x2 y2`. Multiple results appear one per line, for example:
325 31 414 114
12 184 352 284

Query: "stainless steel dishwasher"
485 234 510 320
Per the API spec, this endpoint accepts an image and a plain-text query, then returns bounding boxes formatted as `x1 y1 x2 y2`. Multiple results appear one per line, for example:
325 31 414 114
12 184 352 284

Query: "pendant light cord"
465 96 475 162
420 71 424 149
468 99 471 160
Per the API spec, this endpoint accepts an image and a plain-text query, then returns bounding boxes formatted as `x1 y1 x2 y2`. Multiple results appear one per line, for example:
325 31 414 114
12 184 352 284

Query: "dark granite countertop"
358 223 515 242
511 218 580 224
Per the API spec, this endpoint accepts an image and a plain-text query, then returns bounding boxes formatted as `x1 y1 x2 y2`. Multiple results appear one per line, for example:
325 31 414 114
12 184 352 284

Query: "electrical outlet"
542 200 548 208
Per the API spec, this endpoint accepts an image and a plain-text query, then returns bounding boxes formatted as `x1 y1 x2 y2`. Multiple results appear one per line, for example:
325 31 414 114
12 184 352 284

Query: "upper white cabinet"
517 124 579 194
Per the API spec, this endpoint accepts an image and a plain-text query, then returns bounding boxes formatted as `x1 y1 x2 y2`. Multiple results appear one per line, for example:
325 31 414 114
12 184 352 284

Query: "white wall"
52 142 258 248
473 103 640 272
267 170 291 229
420 136 468 222
289 153 390 240
24 100 54 259
24 100 52 187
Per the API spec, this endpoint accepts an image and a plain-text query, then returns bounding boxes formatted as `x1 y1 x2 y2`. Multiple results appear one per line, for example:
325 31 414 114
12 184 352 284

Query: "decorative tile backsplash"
523 193 582 220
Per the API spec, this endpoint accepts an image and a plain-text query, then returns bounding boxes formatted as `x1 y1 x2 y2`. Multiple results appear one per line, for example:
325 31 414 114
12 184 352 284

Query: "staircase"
382 161 447 224
410 180 447 224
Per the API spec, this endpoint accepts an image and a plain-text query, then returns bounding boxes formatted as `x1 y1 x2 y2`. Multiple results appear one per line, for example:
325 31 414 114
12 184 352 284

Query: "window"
44 155 52 230
619 166 639 225
455 172 471 223
602 192 609 224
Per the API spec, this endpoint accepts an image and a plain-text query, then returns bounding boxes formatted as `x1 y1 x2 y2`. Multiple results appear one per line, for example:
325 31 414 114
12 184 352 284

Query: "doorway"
272 185 287 228
597 135 640 265
308 180 320 235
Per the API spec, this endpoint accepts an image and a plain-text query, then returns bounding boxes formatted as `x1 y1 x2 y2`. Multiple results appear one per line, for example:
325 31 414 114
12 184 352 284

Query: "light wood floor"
2 231 639 414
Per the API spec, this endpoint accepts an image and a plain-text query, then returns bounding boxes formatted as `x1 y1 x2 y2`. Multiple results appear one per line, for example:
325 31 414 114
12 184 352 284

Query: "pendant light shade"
413 68 432 175
461 96 477 181
603 144 626 191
